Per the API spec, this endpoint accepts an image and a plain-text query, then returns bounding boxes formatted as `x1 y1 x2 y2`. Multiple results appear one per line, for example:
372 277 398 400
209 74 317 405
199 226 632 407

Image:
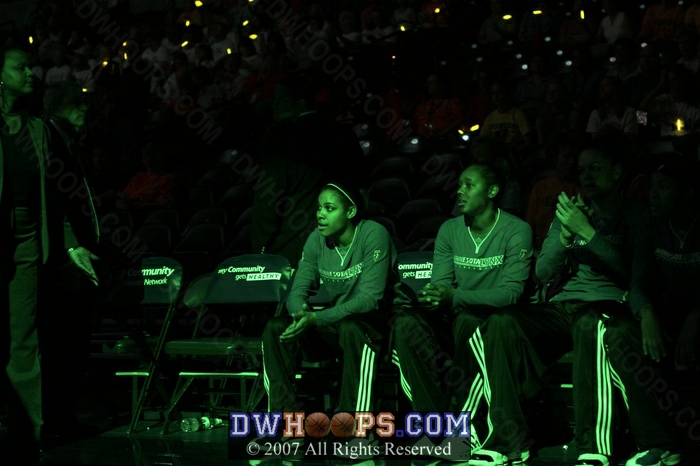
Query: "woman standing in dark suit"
0 46 97 462
40 80 102 443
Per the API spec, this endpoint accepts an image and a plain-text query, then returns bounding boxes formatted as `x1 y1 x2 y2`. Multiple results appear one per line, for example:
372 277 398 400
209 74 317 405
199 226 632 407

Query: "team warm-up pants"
1 207 43 446
261 313 383 414
470 300 626 457
391 307 488 414
603 314 680 453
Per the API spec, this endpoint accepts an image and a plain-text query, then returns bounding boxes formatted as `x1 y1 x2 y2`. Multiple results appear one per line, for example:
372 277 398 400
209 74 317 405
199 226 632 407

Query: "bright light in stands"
580 10 585 19
556 50 563 56
565 60 572 66
249 34 258 40
434 8 440 13
609 56 616 63
544 36 551 42
242 20 249 26
641 42 648 48
533 10 542 15
471 43 477 49
227 48 232 54
82 88 88 93
28 36 33 44
462 134 470 142
123 41 127 47
185 20 190 27
181 41 189 47
194 1 203 7
400 25 406 31
503 15 512 20
516 53 522 59
521 64 528 70
507 40 514 45
470 124 480 132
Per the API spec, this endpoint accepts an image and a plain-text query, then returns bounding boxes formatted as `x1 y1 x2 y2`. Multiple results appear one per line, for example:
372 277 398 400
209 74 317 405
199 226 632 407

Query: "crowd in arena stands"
9 1 700 221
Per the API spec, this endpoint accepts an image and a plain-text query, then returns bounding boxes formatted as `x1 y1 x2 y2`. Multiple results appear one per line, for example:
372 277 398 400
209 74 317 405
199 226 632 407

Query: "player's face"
577 149 620 200
316 190 352 238
456 166 493 215
649 172 679 218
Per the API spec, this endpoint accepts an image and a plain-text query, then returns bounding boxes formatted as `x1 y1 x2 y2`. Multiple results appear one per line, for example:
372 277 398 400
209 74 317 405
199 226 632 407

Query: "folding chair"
112 256 184 434
395 250 434 303
388 250 436 409
159 253 292 434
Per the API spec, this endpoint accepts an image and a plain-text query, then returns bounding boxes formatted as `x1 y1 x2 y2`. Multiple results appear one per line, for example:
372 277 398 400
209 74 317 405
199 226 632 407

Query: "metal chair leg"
160 376 194 435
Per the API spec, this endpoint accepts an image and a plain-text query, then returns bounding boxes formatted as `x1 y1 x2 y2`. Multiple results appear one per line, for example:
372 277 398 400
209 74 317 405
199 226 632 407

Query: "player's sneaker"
576 453 610 466
625 449 681 466
468 448 530 465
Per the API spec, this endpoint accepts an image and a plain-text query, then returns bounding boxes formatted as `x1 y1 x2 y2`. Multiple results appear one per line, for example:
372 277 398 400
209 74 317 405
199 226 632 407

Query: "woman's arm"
314 225 394 326
536 217 571 283
286 232 320 316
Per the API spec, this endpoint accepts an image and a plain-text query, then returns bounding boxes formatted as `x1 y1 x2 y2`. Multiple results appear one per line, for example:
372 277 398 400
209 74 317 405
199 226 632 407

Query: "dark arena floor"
0 338 700 466
1 350 698 466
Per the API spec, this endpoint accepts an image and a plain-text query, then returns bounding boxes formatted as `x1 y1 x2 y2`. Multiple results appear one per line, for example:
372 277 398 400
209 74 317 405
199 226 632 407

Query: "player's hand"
640 305 667 363
555 193 595 241
280 304 317 341
417 283 453 310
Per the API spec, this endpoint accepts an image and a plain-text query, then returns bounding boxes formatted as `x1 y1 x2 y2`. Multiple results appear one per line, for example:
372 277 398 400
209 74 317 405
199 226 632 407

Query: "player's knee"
453 313 482 339
574 310 600 334
337 318 364 340
482 310 518 332
392 313 423 339
602 319 635 357
264 315 291 337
